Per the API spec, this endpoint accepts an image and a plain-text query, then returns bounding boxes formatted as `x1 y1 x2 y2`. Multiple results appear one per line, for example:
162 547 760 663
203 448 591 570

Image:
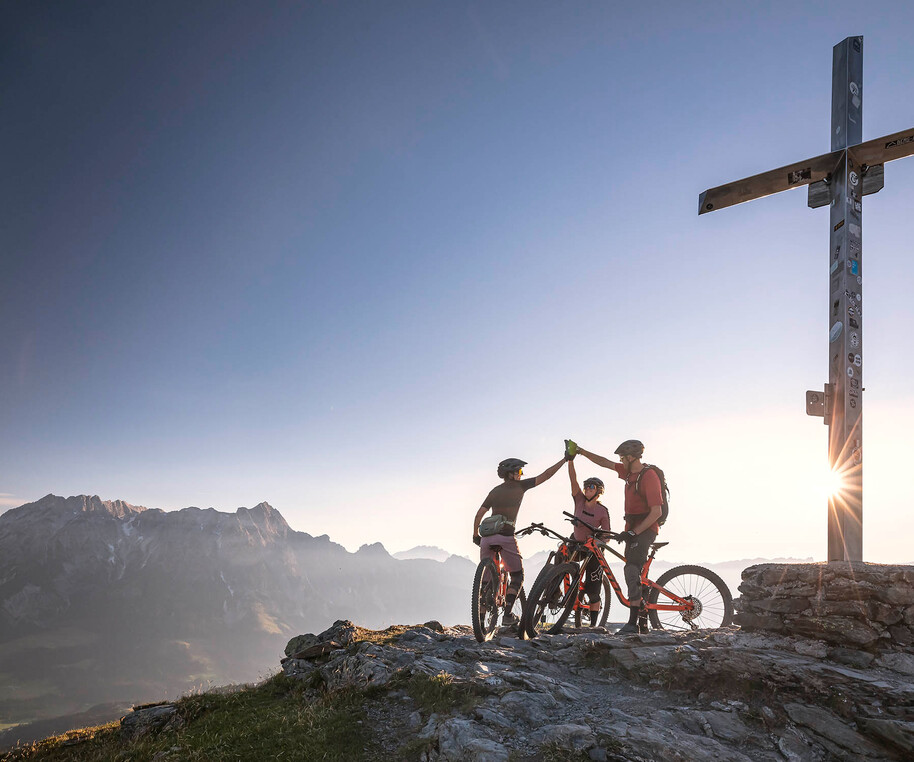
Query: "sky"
3 0 914 564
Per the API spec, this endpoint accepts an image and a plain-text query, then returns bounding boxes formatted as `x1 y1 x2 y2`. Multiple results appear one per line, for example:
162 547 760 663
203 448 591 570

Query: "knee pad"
509 570 525 590
583 578 602 601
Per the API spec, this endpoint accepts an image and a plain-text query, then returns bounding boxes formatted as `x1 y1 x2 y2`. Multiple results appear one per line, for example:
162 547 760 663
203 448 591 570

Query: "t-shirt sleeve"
613 462 626 480
599 505 611 532
520 477 538 492
481 489 496 509
641 469 663 507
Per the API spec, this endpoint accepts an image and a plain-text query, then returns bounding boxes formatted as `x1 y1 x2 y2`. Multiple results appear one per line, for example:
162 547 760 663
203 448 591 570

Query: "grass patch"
2 673 372 762
403 672 482 715
350 624 412 645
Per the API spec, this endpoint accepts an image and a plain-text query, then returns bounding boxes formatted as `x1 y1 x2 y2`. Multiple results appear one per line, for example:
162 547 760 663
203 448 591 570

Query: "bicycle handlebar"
515 522 577 544
561 510 620 541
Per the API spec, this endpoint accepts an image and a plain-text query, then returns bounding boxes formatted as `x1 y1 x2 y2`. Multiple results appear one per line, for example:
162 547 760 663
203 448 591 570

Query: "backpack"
634 464 670 526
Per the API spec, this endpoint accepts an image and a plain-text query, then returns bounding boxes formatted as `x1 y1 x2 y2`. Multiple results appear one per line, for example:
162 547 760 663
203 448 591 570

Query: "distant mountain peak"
356 542 390 557
392 545 453 563
3 494 147 523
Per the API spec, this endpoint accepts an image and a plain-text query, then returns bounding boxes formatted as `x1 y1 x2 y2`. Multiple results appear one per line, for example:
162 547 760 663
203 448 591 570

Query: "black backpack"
634 464 670 526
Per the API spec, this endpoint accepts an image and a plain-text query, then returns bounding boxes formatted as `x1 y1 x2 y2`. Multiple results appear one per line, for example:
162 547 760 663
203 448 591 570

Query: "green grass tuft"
2 672 371 762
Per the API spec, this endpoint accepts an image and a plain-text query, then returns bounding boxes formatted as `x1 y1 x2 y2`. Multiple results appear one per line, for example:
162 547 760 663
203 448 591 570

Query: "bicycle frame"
577 538 692 614
558 513 695 616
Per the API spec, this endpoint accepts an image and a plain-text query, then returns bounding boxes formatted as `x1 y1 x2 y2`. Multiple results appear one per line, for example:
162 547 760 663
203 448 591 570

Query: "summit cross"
698 36 914 562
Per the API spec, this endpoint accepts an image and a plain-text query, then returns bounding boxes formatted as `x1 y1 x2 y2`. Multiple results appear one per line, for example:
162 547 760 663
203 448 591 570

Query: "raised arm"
533 457 566 486
568 459 581 497
576 445 618 470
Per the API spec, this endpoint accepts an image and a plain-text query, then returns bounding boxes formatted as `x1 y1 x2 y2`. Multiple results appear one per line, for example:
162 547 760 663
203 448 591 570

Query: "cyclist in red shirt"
473 455 566 625
573 439 662 634
566 457 610 627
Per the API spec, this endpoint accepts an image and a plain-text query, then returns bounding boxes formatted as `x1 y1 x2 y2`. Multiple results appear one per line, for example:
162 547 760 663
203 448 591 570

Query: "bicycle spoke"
649 565 733 632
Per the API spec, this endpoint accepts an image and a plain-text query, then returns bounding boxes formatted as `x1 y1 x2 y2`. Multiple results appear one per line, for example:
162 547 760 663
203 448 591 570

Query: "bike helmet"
497 458 527 479
582 477 605 496
614 439 644 458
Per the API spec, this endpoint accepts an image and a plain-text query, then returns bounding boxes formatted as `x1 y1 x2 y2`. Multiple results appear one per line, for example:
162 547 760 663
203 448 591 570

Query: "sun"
819 463 845 499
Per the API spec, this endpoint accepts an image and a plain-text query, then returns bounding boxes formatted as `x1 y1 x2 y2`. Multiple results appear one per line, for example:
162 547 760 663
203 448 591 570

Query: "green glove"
564 439 578 460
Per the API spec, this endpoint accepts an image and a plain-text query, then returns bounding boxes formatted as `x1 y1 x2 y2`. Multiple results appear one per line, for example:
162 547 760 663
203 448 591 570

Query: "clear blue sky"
3 1 914 562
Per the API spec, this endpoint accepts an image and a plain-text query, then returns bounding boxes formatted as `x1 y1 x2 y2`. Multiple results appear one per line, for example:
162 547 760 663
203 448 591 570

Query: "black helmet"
497 458 527 479
582 477 605 496
614 439 644 457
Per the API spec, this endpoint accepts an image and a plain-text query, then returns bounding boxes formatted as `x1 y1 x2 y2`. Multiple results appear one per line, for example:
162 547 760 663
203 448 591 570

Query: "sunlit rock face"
0 495 474 729
272 620 914 761
736 562 914 649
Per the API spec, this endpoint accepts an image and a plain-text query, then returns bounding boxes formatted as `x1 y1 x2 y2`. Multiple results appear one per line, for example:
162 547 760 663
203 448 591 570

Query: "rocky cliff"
273 619 914 761
0 495 475 733
19 617 913 761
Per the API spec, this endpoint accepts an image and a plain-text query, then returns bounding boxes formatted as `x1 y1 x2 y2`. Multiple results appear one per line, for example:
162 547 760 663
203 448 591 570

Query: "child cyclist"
473 455 566 625
566 448 611 627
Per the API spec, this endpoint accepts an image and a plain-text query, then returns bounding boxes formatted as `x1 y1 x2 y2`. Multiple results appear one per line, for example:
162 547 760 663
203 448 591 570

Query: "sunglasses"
583 484 598 490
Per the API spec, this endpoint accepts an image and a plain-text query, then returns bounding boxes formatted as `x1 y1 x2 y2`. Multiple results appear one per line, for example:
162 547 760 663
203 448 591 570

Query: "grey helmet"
582 477 605 496
614 439 644 458
497 458 527 479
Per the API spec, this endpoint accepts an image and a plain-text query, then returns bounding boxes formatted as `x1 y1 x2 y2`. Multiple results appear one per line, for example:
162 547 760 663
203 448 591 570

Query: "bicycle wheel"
521 562 581 636
647 565 733 631
471 560 500 642
573 575 612 629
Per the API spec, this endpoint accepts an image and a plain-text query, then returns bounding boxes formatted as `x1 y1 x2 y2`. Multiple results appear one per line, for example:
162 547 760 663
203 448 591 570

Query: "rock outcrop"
277 619 914 761
737 562 914 649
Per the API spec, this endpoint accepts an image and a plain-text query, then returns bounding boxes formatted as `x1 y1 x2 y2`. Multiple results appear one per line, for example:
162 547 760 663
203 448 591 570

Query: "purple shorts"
479 534 522 573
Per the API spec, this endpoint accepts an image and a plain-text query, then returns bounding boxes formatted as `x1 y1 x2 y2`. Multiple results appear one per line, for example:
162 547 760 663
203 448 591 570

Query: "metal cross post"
698 36 914 562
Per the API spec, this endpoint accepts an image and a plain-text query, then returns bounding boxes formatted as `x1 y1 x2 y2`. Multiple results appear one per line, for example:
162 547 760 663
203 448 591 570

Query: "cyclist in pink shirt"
567 457 611 626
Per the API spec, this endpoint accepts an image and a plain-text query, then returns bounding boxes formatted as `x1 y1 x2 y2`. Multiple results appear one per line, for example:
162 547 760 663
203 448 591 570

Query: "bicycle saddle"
489 545 503 552
651 541 669 549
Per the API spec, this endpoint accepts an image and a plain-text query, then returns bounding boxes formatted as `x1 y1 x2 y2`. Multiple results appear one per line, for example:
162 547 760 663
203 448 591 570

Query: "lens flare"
819 464 845 498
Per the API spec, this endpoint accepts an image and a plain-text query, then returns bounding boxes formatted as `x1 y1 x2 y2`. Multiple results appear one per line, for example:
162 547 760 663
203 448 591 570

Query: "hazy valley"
0 494 806 747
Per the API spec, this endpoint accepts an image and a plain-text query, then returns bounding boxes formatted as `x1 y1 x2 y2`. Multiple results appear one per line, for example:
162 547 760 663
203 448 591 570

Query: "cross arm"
698 149 843 215
849 126 914 167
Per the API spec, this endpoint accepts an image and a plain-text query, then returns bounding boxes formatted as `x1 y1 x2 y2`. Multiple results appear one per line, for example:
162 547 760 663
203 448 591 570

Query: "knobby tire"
647 564 734 631
522 562 582 637
472 559 527 642
471 560 500 642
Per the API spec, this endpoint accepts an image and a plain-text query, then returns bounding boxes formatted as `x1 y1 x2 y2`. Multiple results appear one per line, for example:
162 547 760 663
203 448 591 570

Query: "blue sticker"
850 260 859 275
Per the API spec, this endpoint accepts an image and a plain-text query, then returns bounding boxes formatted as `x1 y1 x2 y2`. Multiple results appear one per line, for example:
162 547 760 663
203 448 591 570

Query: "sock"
628 602 640 624
589 607 599 626
504 591 518 611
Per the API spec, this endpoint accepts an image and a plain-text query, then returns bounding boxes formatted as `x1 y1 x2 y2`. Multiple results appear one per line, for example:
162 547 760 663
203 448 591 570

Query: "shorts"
479 534 522 573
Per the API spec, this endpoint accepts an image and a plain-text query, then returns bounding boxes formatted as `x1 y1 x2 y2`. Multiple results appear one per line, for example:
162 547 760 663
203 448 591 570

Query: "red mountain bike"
470 526 533 642
519 522 612 635
521 512 733 636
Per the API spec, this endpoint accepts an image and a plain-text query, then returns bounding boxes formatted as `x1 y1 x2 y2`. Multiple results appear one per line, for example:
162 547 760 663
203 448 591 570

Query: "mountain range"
0 493 813 744
0 495 475 733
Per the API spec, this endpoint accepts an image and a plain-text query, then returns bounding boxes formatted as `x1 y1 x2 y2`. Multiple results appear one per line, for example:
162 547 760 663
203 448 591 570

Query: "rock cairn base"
736 562 914 649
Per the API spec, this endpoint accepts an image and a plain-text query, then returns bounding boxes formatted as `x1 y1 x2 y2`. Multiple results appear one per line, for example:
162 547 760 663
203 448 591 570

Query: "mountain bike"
518 523 612 636
522 512 733 636
470 527 531 642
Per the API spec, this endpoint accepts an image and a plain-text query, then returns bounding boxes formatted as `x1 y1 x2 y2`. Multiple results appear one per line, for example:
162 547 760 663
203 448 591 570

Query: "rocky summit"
270 619 914 761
